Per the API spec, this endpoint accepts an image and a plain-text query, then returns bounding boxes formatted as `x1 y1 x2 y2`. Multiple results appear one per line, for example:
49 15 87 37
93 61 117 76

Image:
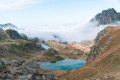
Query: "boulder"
10 60 19 67
10 66 22 75
17 75 29 80
3 74 8 79
0 58 10 65
0 57 61 80
0 61 2 66
42 73 59 80
22 58 40 75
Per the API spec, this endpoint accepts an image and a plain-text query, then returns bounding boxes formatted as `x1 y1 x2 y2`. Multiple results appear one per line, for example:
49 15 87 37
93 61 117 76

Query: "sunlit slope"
61 26 120 80
46 40 90 59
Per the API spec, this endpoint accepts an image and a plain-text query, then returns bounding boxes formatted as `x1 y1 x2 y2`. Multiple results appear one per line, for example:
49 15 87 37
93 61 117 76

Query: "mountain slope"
91 8 120 25
61 26 120 80
46 40 90 59
5 29 22 40
69 40 94 53
0 28 45 61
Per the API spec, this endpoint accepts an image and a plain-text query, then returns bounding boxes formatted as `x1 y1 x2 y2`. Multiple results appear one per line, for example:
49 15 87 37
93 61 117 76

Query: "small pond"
40 59 86 70
40 43 51 50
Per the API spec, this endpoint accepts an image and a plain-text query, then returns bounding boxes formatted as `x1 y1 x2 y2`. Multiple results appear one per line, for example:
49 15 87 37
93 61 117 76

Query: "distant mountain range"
91 8 120 25
0 23 18 29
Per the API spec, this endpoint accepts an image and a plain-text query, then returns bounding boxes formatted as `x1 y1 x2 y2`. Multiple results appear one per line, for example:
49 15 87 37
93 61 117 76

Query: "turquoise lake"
40 59 86 70
40 43 51 50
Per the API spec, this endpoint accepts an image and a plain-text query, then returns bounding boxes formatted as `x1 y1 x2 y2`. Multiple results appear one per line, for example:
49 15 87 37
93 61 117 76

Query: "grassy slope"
37 48 64 62
61 26 120 80
0 39 44 61
46 40 88 60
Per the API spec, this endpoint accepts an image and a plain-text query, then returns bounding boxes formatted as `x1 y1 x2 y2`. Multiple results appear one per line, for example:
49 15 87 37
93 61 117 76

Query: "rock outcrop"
87 27 112 62
91 8 120 25
0 58 61 80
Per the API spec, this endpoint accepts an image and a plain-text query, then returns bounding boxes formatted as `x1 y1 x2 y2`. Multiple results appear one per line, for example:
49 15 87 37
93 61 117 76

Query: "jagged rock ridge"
91 8 120 25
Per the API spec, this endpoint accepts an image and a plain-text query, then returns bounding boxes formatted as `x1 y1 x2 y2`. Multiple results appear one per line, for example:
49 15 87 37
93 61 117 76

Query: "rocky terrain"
91 8 120 25
69 40 94 53
0 28 68 80
61 26 120 80
46 40 91 59
0 57 61 80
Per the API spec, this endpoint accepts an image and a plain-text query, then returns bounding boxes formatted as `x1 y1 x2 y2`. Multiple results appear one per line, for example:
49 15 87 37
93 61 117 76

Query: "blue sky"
0 0 119 28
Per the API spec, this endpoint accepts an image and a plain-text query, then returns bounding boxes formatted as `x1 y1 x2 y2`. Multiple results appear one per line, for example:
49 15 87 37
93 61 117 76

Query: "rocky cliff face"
91 8 120 25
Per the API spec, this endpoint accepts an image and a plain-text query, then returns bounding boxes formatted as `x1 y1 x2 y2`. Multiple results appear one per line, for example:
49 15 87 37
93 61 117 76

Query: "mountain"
91 8 120 25
0 23 18 29
61 26 120 80
69 41 94 54
46 40 91 59
5 29 22 40
0 28 64 80
0 28 65 63
0 28 45 61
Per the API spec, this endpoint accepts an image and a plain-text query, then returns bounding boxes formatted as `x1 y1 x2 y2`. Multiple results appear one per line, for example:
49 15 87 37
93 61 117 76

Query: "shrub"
55 56 64 60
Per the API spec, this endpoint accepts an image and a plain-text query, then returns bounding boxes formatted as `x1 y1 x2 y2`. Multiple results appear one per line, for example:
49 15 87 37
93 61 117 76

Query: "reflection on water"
40 59 86 70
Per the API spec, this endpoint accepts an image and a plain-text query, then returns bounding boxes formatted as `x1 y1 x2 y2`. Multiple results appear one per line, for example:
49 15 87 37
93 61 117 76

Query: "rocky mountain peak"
91 8 120 25
0 23 17 29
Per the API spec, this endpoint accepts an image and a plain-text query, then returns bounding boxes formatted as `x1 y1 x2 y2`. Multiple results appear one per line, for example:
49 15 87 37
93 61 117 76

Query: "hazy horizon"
0 0 120 42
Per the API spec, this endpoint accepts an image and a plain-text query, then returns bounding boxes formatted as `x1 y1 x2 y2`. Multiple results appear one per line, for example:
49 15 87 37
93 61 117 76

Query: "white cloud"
17 21 103 42
0 0 47 10
17 20 120 42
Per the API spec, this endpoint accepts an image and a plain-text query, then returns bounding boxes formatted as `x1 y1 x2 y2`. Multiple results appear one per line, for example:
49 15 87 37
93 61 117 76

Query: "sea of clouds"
16 21 120 42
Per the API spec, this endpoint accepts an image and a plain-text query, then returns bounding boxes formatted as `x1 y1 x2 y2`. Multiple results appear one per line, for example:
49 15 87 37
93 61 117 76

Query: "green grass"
43 49 64 62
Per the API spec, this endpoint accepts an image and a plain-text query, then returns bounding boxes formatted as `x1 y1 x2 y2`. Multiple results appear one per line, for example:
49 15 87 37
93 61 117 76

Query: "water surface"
41 43 51 50
40 59 86 70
